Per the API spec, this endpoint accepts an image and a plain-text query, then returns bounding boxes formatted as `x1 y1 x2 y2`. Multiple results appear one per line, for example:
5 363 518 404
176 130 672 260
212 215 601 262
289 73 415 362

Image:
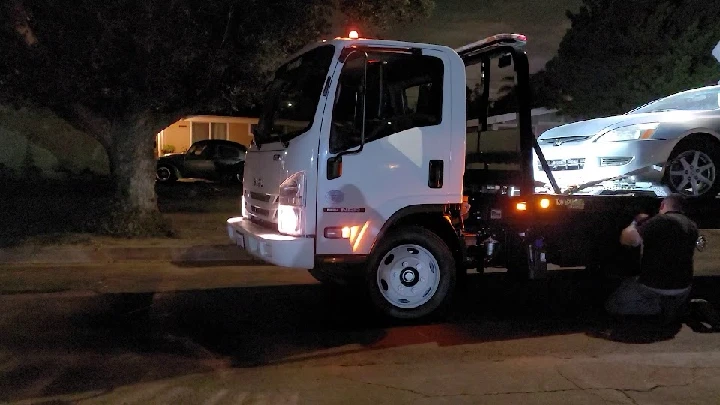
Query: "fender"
370 203 467 266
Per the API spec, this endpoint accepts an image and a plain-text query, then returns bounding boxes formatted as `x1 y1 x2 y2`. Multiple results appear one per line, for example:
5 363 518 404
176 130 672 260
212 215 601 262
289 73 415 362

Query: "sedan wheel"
156 165 177 183
667 150 716 197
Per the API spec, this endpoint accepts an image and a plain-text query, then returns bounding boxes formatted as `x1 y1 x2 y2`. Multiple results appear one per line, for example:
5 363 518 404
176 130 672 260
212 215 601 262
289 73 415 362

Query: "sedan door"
184 143 216 178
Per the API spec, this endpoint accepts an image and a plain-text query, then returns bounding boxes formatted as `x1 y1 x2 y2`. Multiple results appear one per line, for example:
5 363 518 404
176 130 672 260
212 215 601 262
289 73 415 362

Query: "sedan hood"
538 110 703 141
538 116 623 140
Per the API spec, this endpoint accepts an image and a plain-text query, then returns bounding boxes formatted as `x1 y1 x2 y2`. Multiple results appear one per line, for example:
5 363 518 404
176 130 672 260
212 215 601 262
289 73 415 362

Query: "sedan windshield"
254 44 336 146
631 85 720 114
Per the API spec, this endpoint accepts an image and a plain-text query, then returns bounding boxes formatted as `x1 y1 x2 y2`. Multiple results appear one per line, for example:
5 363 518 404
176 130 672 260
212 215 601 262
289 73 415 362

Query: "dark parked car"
156 139 247 184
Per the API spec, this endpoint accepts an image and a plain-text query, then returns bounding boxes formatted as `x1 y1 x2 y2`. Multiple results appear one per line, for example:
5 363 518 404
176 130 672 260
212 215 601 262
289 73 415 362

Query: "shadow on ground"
2 271 719 402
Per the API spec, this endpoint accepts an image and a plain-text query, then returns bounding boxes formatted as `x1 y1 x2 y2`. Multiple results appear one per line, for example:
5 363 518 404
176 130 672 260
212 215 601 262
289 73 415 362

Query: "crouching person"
605 194 699 322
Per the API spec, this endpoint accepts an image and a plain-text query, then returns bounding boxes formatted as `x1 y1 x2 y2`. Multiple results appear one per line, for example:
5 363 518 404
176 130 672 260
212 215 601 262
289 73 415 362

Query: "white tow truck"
227 32 713 320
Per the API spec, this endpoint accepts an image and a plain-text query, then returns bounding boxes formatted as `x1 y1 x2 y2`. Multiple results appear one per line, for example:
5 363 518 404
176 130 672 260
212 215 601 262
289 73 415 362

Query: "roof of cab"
282 33 527 66
284 37 453 63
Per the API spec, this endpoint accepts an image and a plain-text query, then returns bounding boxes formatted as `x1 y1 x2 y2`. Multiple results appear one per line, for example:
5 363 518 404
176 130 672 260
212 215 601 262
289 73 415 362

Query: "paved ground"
1 261 720 405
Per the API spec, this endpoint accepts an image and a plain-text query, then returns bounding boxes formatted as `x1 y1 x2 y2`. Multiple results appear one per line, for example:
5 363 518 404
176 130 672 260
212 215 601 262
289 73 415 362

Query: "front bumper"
227 217 314 269
534 139 676 192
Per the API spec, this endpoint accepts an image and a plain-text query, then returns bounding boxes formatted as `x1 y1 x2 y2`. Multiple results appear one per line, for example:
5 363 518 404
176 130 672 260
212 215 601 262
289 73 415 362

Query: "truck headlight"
278 171 305 236
595 123 659 142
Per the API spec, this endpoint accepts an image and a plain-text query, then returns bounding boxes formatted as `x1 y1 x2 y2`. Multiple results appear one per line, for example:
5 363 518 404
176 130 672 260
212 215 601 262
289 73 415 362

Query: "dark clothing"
637 211 698 290
605 277 690 317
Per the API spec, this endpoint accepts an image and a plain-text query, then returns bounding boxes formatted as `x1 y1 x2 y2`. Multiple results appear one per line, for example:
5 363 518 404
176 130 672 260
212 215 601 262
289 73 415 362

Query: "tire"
665 138 720 199
366 226 456 320
156 165 177 183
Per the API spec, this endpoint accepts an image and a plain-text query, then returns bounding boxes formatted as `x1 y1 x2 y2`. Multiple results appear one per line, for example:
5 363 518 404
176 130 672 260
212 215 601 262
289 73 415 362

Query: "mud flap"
527 238 548 280
507 235 547 281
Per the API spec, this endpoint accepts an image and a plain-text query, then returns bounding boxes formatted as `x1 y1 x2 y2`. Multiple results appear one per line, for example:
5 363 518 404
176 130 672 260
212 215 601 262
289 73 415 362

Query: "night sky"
379 0 582 81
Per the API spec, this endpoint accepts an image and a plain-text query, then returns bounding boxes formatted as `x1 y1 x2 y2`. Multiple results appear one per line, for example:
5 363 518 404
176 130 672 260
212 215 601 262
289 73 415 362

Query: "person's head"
660 193 685 214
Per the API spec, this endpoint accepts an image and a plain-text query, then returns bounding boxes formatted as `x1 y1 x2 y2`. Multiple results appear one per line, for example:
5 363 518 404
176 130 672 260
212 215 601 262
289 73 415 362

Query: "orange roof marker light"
348 30 360 39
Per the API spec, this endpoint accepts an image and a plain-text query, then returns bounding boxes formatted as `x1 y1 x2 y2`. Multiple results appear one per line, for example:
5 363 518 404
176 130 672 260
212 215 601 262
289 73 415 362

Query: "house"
156 115 258 155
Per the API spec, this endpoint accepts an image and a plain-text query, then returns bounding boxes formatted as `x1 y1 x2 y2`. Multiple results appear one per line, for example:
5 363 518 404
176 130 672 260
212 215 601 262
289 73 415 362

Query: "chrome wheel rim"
376 244 441 309
156 167 171 182
668 150 716 196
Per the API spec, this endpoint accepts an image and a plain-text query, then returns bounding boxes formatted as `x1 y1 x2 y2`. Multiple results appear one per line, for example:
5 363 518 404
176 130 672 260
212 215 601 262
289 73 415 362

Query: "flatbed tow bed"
461 190 716 279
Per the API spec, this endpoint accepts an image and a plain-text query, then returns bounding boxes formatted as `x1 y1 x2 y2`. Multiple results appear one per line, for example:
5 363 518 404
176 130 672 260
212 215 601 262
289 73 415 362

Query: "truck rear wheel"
366 226 456 320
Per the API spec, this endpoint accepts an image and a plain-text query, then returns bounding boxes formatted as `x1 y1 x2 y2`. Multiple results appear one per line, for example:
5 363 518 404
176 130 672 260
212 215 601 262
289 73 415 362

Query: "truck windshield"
254 44 336 146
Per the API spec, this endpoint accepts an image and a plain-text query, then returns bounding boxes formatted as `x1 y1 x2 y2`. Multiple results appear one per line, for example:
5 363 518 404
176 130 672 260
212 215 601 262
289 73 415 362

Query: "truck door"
315 47 460 256
461 49 536 196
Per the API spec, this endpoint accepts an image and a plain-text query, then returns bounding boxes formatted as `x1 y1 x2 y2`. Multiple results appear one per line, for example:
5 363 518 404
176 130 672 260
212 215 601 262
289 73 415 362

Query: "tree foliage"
1 0 433 126
0 0 432 233
542 0 720 118
467 72 557 119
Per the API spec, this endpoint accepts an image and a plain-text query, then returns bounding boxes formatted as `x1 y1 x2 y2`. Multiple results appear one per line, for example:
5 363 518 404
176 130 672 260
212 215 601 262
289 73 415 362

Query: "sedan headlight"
595 123 659 142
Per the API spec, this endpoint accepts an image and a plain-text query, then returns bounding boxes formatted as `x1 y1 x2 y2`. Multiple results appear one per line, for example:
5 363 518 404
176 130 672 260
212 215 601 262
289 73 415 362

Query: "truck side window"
330 52 444 154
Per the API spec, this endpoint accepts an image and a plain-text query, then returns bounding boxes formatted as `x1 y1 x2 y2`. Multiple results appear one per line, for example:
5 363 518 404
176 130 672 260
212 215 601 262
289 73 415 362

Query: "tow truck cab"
227 33 548 318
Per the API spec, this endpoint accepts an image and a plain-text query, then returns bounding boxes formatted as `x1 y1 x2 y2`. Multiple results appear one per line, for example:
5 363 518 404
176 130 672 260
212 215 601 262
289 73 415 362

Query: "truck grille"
244 190 279 227
249 191 274 203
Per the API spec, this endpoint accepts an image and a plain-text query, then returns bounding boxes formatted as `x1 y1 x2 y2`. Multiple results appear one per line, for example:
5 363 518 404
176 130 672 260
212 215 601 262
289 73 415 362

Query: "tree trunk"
107 125 158 214
97 122 169 236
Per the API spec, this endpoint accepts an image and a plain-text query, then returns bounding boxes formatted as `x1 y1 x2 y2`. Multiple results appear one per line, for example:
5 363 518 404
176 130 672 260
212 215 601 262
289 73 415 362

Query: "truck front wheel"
366 226 456 320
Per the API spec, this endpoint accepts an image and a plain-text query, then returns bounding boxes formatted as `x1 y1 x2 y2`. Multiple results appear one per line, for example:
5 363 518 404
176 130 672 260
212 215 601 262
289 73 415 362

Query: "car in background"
534 84 720 199
156 139 247 184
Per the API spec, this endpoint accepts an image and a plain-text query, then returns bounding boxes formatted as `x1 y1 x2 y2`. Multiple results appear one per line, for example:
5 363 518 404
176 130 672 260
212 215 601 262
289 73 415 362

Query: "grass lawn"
0 178 242 247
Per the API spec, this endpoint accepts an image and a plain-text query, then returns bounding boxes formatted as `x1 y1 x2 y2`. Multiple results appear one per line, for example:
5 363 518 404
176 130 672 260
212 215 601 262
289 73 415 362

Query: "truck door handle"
428 160 443 188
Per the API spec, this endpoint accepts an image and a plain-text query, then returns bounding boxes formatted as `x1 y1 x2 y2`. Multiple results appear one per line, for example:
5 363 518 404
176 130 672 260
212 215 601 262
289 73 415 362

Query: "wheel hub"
400 267 420 287
375 244 441 309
